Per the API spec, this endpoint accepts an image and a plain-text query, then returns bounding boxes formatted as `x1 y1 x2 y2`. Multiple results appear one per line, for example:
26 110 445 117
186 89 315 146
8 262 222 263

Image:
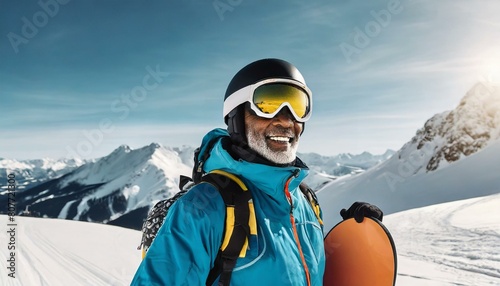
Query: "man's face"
244 106 303 164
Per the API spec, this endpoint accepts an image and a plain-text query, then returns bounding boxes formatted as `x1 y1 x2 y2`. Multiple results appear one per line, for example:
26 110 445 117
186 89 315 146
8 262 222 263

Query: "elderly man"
131 58 382 286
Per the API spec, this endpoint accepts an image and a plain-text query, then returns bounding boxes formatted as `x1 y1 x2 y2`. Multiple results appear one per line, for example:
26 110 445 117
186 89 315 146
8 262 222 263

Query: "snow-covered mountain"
400 81 500 173
2 193 498 286
318 82 500 230
0 158 86 192
0 141 390 230
0 143 193 230
299 150 395 190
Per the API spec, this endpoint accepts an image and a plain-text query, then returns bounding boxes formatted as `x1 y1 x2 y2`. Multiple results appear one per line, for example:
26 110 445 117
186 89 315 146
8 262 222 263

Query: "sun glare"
487 65 500 85
479 53 500 86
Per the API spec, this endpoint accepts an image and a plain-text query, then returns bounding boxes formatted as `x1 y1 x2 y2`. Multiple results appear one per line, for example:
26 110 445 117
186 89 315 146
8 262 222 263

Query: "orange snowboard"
323 218 397 286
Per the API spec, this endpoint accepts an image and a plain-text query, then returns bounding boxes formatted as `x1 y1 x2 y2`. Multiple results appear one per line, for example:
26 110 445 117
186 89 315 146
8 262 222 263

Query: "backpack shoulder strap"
192 136 221 184
139 169 255 285
299 182 323 227
203 170 254 286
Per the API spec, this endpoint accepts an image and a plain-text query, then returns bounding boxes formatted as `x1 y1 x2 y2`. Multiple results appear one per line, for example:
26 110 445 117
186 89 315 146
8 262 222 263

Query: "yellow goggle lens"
253 83 310 118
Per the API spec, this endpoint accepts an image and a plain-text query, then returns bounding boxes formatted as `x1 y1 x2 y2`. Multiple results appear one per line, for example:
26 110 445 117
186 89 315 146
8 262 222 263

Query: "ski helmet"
223 58 311 144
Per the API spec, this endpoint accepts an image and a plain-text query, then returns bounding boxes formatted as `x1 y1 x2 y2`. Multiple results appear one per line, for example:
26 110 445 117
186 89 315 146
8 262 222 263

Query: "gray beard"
246 129 299 165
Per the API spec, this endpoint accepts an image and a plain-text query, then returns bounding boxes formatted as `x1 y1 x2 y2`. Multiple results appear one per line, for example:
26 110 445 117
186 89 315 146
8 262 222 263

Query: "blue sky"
2 0 500 160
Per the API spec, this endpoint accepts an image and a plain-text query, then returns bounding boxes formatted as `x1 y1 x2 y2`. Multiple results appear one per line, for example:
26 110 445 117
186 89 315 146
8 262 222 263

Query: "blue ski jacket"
131 129 325 285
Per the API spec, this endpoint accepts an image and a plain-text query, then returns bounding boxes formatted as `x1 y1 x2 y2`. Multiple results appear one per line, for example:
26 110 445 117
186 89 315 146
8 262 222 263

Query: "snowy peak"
109 144 132 156
62 142 185 186
4 143 193 230
401 82 500 172
0 158 86 191
58 142 193 210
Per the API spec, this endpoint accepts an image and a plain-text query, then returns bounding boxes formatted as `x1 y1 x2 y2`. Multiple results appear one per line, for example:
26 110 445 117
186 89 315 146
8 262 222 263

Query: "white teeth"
269 136 290 142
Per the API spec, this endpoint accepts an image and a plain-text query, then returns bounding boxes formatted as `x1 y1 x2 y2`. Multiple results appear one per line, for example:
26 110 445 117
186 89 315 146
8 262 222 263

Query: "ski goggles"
223 79 312 122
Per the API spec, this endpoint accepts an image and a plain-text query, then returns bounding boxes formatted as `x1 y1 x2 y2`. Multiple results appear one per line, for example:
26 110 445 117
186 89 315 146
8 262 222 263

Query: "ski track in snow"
0 216 141 286
386 194 500 285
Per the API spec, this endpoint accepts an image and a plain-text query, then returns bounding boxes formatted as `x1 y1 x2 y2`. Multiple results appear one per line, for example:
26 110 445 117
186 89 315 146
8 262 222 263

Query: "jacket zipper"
284 170 311 286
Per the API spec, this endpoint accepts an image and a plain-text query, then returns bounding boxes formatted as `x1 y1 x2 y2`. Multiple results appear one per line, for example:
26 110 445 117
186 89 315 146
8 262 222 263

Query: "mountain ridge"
402 81 500 173
0 143 192 229
317 82 500 230
0 143 390 229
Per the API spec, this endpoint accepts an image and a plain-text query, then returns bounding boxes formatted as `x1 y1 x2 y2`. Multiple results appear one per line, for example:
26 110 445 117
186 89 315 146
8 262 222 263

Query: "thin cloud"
1 123 217 160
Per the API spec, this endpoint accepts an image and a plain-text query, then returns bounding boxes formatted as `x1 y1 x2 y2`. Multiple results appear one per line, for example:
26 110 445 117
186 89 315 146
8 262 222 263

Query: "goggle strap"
223 85 252 118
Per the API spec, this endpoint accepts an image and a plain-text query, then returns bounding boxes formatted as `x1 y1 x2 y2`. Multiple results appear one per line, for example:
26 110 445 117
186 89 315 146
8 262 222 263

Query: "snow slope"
0 215 142 286
318 137 500 231
1 193 499 285
384 193 500 285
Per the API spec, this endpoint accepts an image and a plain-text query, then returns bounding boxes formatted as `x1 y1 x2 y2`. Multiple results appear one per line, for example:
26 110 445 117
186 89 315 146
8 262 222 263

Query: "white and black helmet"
223 58 312 144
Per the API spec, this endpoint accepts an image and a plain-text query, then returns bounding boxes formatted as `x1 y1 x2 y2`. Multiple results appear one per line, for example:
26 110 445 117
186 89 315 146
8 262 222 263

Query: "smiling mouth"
267 136 293 143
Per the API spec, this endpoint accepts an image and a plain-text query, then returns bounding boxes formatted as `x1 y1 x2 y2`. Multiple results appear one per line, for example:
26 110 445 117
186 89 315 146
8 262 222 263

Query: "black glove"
340 202 383 223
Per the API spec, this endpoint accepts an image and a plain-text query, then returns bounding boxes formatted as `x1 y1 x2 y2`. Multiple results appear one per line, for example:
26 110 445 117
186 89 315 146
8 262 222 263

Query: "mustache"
266 126 296 137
